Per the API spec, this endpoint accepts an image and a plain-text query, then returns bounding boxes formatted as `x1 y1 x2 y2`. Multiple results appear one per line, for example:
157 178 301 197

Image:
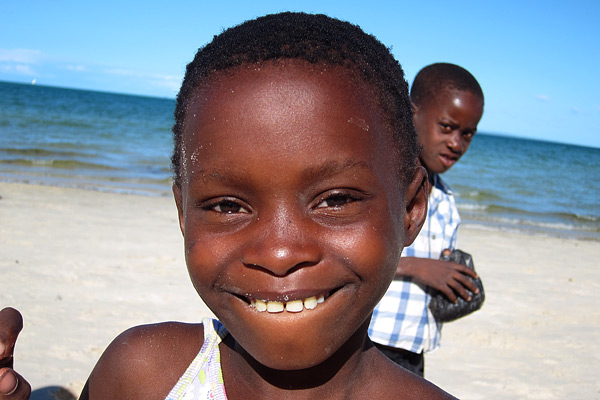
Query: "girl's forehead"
179 61 401 182
189 60 372 112
184 60 389 141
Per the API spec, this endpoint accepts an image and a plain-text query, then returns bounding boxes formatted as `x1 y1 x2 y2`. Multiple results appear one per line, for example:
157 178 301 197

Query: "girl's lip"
222 284 347 313
223 286 338 303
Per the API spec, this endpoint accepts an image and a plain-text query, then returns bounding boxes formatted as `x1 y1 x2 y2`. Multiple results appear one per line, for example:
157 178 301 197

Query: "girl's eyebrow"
193 159 371 185
194 169 243 185
300 159 371 182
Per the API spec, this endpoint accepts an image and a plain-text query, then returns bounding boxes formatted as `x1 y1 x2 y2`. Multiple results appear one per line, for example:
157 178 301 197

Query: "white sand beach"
1 182 598 399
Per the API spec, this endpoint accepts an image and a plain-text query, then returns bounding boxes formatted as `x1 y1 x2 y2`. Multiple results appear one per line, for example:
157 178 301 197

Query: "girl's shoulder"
368 350 457 399
82 321 205 399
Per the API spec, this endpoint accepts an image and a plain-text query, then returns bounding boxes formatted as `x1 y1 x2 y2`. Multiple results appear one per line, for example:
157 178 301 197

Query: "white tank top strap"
165 318 228 399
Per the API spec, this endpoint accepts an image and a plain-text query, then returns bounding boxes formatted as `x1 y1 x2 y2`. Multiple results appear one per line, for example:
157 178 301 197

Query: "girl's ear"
172 184 185 236
403 165 428 246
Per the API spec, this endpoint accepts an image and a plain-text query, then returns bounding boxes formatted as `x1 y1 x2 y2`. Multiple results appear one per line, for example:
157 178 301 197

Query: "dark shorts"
373 342 425 377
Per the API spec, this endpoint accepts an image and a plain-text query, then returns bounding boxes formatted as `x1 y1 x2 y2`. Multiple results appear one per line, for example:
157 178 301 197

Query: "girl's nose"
241 210 322 276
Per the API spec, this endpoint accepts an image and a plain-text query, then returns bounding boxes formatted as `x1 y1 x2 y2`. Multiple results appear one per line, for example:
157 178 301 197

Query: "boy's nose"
241 210 322 276
447 132 463 154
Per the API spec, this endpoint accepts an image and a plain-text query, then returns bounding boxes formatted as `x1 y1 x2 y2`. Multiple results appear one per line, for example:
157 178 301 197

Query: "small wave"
0 176 172 197
574 213 599 223
460 209 599 238
0 147 92 158
20 115 95 129
0 158 119 170
453 188 502 202
456 203 488 212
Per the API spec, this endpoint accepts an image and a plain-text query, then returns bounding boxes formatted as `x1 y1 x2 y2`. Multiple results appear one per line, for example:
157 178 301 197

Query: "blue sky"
2 1 599 148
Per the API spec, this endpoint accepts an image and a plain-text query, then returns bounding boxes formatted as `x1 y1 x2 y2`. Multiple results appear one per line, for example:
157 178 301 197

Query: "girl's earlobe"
403 166 428 246
172 184 185 236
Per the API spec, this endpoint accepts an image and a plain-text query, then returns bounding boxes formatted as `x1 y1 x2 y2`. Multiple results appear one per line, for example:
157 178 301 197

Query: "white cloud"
0 48 43 63
103 67 181 92
153 76 180 94
103 68 178 81
66 64 87 72
536 94 550 102
103 68 137 77
0 64 37 75
0 49 44 76
0 49 45 76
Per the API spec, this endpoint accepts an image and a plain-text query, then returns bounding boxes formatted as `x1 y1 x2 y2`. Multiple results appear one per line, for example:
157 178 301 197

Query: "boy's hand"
0 307 31 399
396 257 479 303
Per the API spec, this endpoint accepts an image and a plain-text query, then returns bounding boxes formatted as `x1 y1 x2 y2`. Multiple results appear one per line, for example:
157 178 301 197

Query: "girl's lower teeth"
251 295 325 313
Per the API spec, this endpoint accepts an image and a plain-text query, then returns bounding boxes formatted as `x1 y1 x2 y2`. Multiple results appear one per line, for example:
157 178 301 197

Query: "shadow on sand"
30 386 77 400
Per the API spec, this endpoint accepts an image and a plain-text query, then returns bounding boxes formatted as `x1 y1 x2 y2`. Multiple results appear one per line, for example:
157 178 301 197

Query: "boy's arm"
0 307 31 399
395 257 479 303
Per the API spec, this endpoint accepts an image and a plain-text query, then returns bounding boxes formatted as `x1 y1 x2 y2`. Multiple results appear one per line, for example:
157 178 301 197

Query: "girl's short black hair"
172 12 418 187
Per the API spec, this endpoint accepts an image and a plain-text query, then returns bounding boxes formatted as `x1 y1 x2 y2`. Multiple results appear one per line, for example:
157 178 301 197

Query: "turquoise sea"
1 81 599 240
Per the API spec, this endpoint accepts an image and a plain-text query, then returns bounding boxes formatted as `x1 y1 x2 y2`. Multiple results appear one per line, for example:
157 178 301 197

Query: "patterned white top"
369 174 460 353
165 318 229 400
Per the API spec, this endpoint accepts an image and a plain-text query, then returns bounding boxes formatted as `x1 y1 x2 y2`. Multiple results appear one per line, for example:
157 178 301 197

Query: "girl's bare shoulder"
368 351 457 400
83 321 204 399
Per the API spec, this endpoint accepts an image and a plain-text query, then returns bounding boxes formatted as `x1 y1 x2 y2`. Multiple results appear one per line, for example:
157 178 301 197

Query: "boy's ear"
172 184 186 236
403 165 428 246
411 102 419 115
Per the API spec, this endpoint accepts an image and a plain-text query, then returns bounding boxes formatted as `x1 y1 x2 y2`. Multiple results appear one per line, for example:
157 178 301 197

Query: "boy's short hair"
410 62 484 107
172 12 419 187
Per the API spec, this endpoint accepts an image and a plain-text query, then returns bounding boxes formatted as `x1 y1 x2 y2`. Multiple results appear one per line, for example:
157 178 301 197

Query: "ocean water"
1 81 599 240
0 81 174 196
445 134 599 240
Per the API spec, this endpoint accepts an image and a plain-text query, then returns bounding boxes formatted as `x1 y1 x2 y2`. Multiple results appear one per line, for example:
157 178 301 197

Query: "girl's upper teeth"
251 294 326 313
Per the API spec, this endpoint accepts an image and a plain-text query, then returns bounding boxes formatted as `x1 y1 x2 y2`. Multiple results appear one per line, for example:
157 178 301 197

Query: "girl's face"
174 60 425 370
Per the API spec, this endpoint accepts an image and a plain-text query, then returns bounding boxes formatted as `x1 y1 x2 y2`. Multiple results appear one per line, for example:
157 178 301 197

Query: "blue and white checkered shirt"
369 174 460 353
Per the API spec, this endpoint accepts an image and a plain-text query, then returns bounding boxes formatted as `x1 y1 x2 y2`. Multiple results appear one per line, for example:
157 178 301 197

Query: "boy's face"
413 87 483 175
174 61 426 370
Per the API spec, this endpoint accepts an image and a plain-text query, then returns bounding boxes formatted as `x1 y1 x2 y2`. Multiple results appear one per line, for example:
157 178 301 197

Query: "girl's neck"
220 320 377 399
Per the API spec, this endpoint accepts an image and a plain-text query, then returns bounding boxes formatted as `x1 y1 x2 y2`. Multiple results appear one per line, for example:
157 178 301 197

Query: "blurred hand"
397 256 479 303
0 307 31 399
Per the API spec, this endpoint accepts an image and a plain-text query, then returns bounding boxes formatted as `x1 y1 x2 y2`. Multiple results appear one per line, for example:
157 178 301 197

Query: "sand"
1 182 598 399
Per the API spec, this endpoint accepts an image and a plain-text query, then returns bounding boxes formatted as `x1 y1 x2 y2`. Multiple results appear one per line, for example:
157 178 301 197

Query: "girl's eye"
207 199 249 214
315 193 357 209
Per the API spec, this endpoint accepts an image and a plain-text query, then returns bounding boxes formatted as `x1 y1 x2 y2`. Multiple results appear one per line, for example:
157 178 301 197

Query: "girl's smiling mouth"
227 287 342 314
250 293 326 313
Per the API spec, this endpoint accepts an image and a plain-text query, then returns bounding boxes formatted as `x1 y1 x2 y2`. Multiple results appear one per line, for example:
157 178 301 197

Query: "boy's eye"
462 131 475 140
205 199 250 214
315 192 357 209
439 123 453 133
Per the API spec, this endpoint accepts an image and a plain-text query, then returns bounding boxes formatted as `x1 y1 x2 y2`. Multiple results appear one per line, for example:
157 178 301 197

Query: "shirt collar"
431 173 453 195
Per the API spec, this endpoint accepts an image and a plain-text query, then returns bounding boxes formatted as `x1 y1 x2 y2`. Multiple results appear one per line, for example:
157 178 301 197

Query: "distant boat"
32 79 36 85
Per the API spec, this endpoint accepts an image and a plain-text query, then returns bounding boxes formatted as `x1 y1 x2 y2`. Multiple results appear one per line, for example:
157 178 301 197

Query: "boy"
369 63 484 377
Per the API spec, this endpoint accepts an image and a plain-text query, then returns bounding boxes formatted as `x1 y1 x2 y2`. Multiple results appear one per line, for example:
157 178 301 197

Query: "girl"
2 12 456 399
